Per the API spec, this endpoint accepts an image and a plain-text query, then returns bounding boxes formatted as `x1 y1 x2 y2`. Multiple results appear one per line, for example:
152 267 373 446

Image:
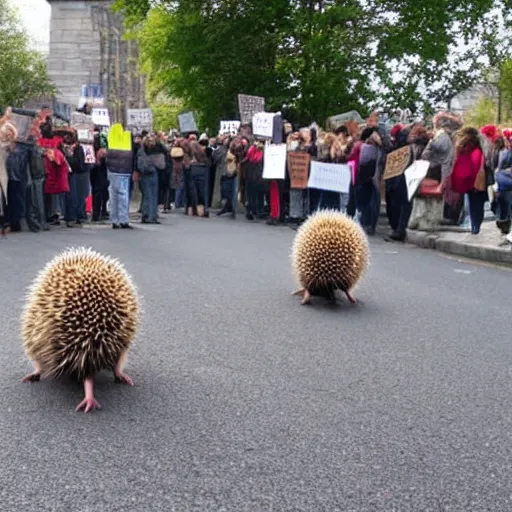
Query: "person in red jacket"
451 127 486 234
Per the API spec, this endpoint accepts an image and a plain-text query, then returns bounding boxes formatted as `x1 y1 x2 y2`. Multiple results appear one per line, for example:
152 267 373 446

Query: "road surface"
0 214 510 511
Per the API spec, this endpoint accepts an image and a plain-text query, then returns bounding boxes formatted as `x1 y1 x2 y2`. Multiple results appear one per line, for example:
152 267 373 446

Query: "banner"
82 144 96 164
126 108 153 133
383 145 410 180
262 143 287 180
91 108 111 127
220 120 240 135
308 161 351 194
288 152 310 189
238 94 265 125
178 111 198 133
327 110 364 130
252 112 275 139
404 160 430 201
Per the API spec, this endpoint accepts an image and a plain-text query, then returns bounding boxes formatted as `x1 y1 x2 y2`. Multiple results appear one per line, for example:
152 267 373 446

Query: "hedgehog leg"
75 377 101 413
114 352 134 386
301 289 312 305
291 288 305 297
345 290 358 304
22 361 41 383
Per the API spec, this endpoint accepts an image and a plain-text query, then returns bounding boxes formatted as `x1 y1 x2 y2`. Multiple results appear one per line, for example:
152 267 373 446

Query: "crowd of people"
1 106 512 245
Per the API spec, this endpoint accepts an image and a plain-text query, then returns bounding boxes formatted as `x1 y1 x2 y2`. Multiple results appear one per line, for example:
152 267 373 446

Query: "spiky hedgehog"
291 210 369 305
21 247 140 413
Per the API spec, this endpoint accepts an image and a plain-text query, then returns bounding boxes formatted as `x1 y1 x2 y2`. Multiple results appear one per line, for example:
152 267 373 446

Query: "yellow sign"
107 123 132 151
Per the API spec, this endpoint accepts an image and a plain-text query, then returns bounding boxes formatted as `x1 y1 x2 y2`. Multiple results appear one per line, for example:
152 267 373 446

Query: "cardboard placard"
288 152 310 189
126 108 153 133
252 112 275 139
238 94 265 125
262 143 287 180
308 161 351 194
107 123 132 151
220 120 240 135
83 144 96 164
404 160 430 201
91 108 111 127
178 111 198 133
70 112 95 143
383 145 410 180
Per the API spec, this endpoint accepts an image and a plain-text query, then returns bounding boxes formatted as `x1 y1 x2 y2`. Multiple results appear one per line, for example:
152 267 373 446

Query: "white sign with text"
262 143 287 180
308 161 351 193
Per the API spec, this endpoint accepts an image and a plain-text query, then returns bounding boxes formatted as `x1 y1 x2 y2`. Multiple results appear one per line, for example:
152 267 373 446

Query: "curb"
406 230 512 266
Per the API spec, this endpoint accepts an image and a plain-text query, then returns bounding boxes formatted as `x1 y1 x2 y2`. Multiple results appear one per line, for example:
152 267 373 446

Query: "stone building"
47 0 146 124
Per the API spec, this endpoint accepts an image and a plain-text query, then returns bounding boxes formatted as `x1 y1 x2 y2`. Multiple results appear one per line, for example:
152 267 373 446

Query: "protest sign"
108 124 132 151
238 94 265 124
126 108 153 133
178 111 198 133
252 112 275 139
404 160 430 201
383 145 410 180
263 143 287 180
70 112 95 143
308 161 351 194
91 108 111 127
10 113 34 142
288 152 310 189
82 144 96 164
220 120 240 135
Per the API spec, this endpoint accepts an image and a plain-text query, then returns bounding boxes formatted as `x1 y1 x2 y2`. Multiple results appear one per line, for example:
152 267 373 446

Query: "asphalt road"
0 213 511 512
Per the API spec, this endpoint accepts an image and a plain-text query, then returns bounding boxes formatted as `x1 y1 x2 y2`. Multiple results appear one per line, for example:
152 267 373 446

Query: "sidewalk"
404 221 512 265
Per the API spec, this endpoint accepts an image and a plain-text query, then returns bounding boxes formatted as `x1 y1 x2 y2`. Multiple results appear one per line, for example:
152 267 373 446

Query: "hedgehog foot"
22 371 41 383
291 288 305 297
23 361 41 382
301 289 312 305
76 377 101 413
114 371 134 386
345 290 357 304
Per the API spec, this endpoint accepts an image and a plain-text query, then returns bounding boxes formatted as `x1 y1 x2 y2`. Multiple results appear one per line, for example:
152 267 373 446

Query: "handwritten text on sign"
263 143 287 180
91 108 111 127
288 152 310 189
126 108 153 130
383 145 410 180
308 161 351 194
252 112 275 139
238 94 265 125
220 120 240 135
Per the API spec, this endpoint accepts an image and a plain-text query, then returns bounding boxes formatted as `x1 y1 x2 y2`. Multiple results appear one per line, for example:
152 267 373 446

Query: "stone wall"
47 0 146 124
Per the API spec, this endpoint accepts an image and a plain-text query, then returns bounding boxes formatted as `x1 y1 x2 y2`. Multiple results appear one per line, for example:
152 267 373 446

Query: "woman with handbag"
451 127 486 235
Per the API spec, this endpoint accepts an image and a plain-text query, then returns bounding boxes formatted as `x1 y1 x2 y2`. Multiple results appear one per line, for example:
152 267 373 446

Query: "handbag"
474 155 486 191
171 147 184 159
418 178 443 197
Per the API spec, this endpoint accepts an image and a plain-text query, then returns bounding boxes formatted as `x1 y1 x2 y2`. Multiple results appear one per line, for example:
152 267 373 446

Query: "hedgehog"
291 210 369 305
21 247 140 413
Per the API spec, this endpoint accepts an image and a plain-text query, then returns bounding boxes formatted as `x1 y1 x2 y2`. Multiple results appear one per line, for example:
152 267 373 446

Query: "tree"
0 0 56 111
114 0 506 130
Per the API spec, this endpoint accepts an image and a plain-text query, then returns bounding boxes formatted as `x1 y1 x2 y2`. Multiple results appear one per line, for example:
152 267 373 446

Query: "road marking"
454 269 472 274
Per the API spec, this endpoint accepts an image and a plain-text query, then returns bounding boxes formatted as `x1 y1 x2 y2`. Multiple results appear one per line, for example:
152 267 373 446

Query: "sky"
12 0 51 53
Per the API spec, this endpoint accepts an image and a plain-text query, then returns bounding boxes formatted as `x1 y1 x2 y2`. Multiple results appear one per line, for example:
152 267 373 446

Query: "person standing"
136 136 159 224
106 132 134 229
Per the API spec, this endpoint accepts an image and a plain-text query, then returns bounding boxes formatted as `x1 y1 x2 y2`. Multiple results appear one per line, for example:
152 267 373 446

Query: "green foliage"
499 59 512 115
0 0 56 111
149 95 184 132
465 96 498 127
115 0 506 131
